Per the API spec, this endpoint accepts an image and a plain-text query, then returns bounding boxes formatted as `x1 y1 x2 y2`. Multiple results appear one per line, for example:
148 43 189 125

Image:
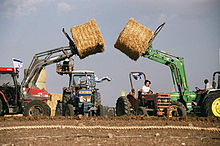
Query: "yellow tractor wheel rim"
212 97 220 117
168 105 178 117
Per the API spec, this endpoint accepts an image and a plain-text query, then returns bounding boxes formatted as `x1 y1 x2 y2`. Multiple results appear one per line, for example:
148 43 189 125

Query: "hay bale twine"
70 19 105 59
114 18 154 61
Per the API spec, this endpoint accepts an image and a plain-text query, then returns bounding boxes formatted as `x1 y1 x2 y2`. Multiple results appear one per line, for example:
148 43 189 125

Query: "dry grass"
114 18 154 61
70 19 105 59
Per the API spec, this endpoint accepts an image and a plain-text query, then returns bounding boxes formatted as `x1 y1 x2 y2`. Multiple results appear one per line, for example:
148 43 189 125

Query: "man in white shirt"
193 79 213 106
142 80 153 94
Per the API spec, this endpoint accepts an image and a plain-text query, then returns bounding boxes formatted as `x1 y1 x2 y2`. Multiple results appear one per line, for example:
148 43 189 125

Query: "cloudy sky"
0 0 219 106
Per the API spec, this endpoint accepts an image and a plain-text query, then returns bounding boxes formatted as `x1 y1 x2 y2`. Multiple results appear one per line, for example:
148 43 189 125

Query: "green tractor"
116 23 220 117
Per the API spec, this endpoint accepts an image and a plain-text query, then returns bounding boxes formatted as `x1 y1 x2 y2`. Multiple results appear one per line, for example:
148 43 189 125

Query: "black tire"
97 104 104 116
96 92 101 105
63 104 74 116
169 101 186 117
24 100 51 116
0 99 4 116
137 106 148 115
55 101 63 116
204 93 220 117
116 96 131 116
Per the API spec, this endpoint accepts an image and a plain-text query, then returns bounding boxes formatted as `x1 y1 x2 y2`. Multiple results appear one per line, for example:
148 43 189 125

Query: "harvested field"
0 116 219 146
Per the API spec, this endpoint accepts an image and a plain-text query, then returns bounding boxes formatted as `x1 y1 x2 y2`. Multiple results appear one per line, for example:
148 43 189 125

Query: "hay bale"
70 19 105 59
114 18 154 61
47 93 62 116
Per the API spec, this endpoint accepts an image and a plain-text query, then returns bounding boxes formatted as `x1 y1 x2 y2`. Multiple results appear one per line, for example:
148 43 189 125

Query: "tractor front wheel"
204 93 220 117
63 104 74 116
55 101 63 116
137 106 148 115
169 101 186 117
116 96 131 116
24 100 51 116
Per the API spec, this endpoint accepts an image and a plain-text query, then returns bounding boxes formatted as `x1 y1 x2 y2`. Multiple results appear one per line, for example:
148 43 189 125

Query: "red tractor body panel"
0 67 17 73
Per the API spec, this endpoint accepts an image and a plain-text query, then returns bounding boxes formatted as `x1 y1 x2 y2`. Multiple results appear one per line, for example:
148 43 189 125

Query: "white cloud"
2 0 44 17
57 2 73 15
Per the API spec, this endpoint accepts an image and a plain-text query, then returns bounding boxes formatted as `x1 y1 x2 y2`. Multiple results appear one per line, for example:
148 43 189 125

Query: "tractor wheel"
97 104 104 116
97 92 101 105
24 100 51 116
137 106 148 115
204 93 220 117
116 96 131 116
55 101 63 116
0 99 4 116
169 101 186 117
63 104 74 116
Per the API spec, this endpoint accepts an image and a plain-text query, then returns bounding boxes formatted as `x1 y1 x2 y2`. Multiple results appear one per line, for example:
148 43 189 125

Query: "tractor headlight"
79 96 91 103
86 98 91 103
79 96 85 103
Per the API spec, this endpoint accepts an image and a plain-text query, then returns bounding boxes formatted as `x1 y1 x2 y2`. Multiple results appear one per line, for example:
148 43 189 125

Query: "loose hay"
114 18 154 61
70 19 105 59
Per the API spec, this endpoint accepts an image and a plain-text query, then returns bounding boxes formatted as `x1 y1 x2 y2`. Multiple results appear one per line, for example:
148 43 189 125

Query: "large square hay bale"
70 19 105 59
114 18 154 61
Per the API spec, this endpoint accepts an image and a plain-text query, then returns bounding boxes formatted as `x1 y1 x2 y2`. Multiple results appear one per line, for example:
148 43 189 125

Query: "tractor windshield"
72 74 95 87
0 72 15 87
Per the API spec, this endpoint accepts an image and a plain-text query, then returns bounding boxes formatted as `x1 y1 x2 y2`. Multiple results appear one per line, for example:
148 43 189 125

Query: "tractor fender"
201 90 220 104
0 91 7 103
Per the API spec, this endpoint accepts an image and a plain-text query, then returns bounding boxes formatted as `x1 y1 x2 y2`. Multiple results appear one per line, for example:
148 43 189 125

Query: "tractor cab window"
0 72 15 87
72 74 95 87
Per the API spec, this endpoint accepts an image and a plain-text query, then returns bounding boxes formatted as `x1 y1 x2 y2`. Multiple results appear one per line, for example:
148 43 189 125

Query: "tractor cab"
56 70 101 116
0 67 21 113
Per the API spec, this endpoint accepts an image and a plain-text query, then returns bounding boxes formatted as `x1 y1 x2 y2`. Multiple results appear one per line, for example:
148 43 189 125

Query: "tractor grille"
156 93 171 108
156 93 171 116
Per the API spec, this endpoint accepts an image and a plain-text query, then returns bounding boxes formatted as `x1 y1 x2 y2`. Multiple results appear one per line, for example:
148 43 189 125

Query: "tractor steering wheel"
2 82 10 87
195 87 201 92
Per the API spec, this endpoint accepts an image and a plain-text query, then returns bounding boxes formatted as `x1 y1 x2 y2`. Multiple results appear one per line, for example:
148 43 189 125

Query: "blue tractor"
55 68 110 116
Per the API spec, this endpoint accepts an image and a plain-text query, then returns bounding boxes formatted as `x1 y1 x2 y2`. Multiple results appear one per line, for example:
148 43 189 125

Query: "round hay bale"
114 18 154 61
70 19 105 59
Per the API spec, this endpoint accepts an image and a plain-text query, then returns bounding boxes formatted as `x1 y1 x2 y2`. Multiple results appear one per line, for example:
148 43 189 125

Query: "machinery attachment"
114 18 165 61
146 22 165 50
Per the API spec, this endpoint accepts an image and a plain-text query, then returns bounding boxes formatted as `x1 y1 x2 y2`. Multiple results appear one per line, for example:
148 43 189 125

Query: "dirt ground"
0 116 219 146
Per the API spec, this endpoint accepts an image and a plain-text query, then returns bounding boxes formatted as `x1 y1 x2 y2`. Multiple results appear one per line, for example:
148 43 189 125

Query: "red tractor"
116 72 172 116
0 29 79 116
0 67 50 116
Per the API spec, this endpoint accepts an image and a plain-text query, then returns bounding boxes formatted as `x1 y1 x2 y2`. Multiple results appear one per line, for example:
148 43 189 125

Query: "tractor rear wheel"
204 93 220 117
137 106 148 115
24 100 51 116
55 101 63 116
64 104 74 116
169 101 186 117
97 104 104 116
116 96 131 116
